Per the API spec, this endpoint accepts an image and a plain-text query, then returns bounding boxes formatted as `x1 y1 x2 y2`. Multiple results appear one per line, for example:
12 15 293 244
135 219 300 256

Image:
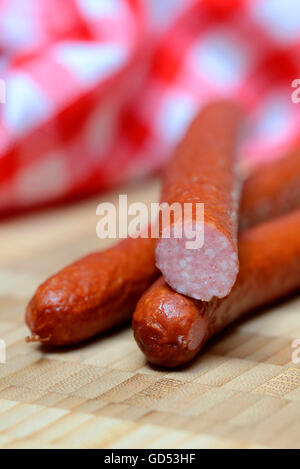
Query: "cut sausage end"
155 223 239 301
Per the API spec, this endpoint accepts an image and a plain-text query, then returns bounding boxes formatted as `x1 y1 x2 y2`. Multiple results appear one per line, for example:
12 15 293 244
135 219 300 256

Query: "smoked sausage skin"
26 148 300 346
26 237 158 345
133 209 300 367
240 147 300 229
156 101 244 301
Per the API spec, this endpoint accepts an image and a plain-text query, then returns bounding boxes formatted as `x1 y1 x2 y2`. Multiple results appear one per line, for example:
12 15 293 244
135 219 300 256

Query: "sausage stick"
26 149 300 346
26 237 158 345
156 101 244 301
240 147 300 230
133 209 300 368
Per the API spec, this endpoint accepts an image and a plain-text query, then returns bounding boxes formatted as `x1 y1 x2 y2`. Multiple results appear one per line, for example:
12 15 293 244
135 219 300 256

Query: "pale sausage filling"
156 223 238 301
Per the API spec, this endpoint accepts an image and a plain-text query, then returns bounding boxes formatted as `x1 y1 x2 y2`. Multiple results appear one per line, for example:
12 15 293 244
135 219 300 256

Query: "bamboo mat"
0 177 300 449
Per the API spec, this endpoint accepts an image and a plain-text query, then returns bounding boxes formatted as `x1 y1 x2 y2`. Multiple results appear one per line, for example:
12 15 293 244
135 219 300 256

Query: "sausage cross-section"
26 144 300 346
156 101 244 301
133 209 300 367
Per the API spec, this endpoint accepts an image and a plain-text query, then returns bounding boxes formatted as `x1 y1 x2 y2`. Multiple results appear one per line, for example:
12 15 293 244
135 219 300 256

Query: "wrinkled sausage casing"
26 237 158 345
133 209 300 368
240 147 300 230
26 147 300 346
156 101 244 301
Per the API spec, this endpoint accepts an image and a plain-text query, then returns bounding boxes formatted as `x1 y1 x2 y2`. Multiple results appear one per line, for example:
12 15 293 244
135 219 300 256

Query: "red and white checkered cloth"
1 0 300 214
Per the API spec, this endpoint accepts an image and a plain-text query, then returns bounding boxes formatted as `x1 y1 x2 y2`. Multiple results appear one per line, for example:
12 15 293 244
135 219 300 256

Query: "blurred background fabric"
0 0 300 214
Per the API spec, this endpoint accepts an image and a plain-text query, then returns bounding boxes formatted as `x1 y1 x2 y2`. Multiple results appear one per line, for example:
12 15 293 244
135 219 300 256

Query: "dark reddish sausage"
26 148 300 346
156 101 244 301
133 209 300 367
240 147 300 230
26 237 158 345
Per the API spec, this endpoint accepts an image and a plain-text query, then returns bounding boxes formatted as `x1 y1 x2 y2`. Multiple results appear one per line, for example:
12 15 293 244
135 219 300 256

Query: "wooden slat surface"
0 177 299 449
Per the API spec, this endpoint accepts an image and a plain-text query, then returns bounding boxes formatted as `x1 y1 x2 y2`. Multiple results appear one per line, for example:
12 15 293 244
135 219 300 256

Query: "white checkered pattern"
0 0 300 214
